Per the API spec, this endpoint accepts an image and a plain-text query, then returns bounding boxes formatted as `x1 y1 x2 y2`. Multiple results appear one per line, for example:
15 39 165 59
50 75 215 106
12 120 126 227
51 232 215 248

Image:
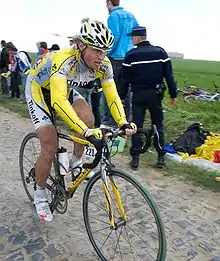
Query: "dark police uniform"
120 26 177 169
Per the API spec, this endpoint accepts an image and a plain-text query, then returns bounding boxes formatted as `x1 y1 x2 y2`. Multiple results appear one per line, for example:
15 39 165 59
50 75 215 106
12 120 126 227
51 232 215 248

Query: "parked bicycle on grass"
177 78 220 103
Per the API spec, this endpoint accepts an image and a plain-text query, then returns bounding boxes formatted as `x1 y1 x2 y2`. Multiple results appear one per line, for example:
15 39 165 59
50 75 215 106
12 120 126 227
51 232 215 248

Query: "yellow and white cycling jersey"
26 47 127 134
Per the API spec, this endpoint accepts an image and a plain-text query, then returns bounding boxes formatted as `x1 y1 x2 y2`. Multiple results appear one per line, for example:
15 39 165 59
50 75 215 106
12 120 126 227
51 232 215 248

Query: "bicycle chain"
47 176 68 214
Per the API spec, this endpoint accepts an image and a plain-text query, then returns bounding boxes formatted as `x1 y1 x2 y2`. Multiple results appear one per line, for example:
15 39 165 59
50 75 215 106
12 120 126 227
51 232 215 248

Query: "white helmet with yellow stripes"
79 18 114 51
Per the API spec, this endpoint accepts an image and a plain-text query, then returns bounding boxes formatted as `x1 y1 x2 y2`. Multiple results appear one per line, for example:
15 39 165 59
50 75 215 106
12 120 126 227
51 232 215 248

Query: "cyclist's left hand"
119 122 137 136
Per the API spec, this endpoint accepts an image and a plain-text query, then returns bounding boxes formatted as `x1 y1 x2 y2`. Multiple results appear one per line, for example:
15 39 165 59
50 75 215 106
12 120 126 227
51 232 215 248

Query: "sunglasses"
88 45 110 55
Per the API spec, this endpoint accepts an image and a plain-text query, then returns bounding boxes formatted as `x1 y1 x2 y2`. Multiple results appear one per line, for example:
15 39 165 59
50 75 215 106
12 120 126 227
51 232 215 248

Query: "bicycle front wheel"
83 168 166 261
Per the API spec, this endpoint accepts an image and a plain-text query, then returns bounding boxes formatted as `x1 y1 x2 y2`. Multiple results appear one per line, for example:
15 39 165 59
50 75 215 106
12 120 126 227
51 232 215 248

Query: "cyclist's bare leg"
33 125 57 222
35 125 58 187
72 98 94 157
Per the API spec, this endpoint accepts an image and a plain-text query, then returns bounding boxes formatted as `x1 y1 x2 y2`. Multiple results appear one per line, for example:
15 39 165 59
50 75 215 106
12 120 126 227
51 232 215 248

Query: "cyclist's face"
84 46 108 70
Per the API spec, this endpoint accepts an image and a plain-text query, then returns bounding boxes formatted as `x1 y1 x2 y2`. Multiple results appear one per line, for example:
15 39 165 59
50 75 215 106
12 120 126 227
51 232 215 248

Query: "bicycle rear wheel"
83 168 166 261
19 132 41 202
19 132 58 204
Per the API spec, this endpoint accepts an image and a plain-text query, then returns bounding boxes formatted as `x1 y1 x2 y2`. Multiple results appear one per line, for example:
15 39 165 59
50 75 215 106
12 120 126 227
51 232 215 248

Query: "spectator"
36 41 43 58
120 26 177 169
35 42 48 62
102 0 138 126
69 39 74 46
6 42 32 99
7 49 15 91
5 42 20 98
48 44 60 52
0 40 10 95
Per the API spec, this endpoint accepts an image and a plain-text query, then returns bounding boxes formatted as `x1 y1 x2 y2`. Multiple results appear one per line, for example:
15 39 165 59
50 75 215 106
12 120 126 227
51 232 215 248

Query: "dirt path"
0 107 219 261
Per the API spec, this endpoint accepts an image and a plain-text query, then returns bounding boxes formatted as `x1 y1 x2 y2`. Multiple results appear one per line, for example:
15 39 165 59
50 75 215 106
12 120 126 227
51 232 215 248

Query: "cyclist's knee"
41 142 57 162
37 125 58 162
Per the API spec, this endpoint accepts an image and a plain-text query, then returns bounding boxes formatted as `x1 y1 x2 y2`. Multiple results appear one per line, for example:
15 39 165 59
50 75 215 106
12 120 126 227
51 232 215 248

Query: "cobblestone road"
0 108 220 261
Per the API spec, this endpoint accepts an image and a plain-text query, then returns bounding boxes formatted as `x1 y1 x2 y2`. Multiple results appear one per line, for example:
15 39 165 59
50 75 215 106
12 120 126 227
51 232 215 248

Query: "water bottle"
58 147 73 189
58 147 70 175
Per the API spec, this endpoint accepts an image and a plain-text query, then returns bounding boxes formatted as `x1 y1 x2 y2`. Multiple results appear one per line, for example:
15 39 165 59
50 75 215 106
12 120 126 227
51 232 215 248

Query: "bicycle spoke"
123 227 136 261
90 216 111 227
23 166 32 173
112 227 123 261
125 223 150 245
100 229 114 250
122 226 146 260
90 184 121 220
90 188 109 215
23 153 34 162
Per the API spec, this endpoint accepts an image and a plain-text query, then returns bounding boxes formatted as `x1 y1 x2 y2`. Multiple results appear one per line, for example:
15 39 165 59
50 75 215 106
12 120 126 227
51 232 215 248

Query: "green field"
161 59 220 142
172 59 220 76
0 57 219 191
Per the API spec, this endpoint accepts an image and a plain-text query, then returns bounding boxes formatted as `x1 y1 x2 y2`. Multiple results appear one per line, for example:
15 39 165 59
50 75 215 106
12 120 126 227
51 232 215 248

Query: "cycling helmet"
79 18 114 50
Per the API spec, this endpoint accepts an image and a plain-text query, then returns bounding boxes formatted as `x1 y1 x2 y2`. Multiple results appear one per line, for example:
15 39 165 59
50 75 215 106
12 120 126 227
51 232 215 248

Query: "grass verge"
142 151 220 192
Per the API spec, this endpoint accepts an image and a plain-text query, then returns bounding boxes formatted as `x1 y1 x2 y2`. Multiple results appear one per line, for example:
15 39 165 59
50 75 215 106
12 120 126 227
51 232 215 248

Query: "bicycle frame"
196 93 220 102
56 131 126 229
56 132 94 191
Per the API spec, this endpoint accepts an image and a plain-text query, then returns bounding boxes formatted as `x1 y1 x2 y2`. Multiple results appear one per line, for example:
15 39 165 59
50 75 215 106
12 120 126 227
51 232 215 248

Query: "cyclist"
25 18 137 222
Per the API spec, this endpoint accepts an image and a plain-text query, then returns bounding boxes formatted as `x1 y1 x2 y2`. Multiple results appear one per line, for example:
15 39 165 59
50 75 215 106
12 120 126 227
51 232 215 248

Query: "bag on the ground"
171 123 210 155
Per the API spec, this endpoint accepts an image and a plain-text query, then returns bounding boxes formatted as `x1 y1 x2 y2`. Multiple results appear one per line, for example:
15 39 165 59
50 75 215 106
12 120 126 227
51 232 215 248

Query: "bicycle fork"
101 167 127 229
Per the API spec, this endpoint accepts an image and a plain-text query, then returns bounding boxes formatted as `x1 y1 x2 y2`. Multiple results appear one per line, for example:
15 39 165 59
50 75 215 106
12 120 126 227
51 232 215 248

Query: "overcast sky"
0 0 219 61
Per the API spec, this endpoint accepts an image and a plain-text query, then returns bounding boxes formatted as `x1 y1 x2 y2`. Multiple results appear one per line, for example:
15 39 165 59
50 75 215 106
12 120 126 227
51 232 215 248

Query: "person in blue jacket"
102 0 138 126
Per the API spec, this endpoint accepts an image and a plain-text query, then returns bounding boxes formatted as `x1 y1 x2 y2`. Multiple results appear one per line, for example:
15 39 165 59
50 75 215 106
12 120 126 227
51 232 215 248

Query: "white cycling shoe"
34 188 53 222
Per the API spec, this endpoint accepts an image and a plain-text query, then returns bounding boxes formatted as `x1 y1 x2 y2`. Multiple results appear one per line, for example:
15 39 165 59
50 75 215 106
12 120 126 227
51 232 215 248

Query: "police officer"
120 26 177 170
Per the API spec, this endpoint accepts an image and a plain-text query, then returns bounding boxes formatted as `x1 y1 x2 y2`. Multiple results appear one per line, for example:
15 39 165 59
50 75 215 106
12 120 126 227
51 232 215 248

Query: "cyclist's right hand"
83 128 103 140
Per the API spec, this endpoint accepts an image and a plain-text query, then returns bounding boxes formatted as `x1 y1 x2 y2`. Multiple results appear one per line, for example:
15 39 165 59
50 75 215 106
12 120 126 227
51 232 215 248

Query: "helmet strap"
80 45 87 61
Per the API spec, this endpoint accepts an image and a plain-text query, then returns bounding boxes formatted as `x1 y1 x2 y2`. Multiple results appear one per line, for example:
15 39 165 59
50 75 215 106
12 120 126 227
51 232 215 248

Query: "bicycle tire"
83 168 166 261
19 132 40 202
184 95 197 103
213 95 220 102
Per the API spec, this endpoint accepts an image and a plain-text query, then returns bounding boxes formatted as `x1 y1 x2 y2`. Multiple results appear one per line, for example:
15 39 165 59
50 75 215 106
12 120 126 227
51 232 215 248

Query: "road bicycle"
177 79 220 103
184 82 220 103
177 78 210 96
184 92 220 103
19 113 167 261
